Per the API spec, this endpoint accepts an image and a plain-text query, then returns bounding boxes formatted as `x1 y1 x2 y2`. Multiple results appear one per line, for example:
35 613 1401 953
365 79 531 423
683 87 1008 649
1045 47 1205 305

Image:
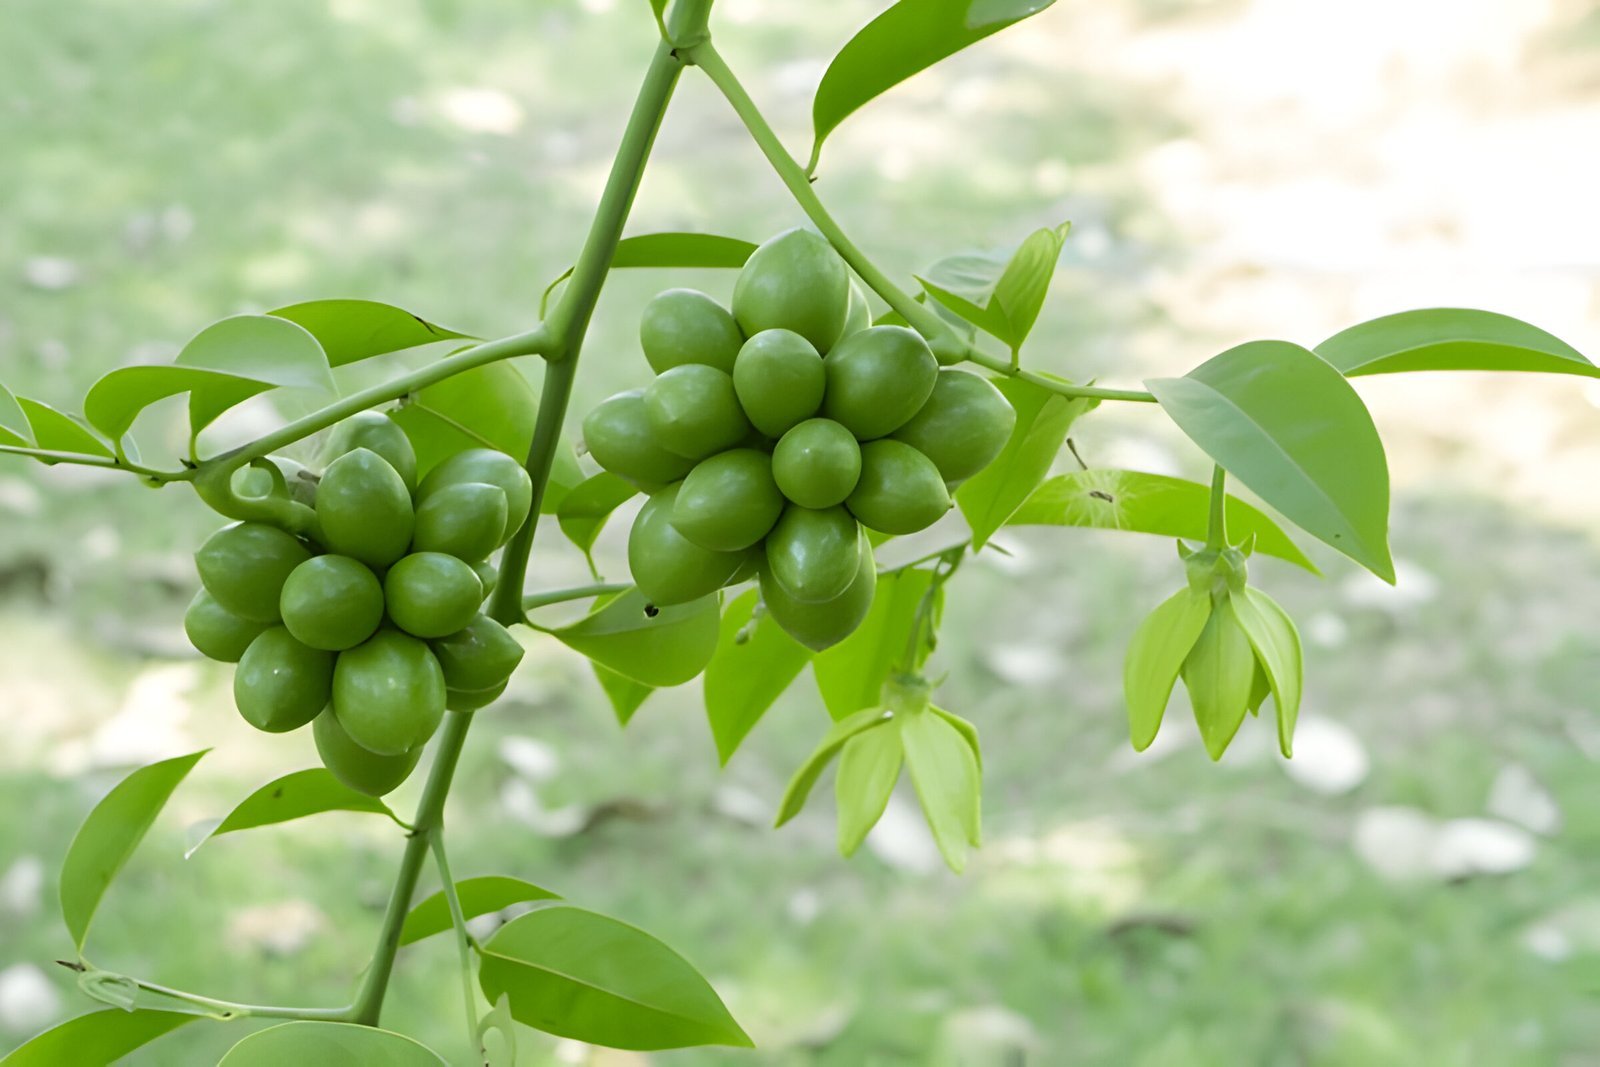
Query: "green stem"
687 41 1156 406
1206 465 1227 550
429 830 481 1058
0 443 185 481
521 581 631 613
121 976 350 1022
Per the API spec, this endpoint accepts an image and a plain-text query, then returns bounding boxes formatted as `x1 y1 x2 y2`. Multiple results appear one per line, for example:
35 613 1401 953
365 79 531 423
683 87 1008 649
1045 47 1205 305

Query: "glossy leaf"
704 590 812 764
990 222 1069 351
0 383 32 444
1123 588 1211 751
776 706 895 827
477 904 752 1050
218 1022 447 1066
176 315 335 437
1181 597 1257 761
1230 587 1304 758
593 663 654 726
1316 307 1599 378
1146 341 1394 581
186 769 396 857
809 0 1058 169
550 589 719 688
835 718 903 856
269 299 472 367
812 568 936 720
556 472 637 569
390 362 537 478
900 706 982 873
400 875 561 946
86 366 252 441
15 397 113 457
542 232 756 315
0 1009 198 1066
1009 469 1316 572
918 277 1011 341
956 377 1093 548
60 750 207 950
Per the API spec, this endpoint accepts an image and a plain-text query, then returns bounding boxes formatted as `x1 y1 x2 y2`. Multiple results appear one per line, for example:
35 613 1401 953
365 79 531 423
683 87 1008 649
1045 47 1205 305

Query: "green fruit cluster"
582 229 1018 651
185 412 529 796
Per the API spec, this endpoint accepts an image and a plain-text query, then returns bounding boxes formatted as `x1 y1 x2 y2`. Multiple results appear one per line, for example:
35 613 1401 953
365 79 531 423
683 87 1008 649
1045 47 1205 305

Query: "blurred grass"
2 1 1598 1065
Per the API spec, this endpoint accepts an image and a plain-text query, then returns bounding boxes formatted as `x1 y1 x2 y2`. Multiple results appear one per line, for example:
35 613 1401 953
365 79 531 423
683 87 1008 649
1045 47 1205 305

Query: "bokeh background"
4 0 1600 1063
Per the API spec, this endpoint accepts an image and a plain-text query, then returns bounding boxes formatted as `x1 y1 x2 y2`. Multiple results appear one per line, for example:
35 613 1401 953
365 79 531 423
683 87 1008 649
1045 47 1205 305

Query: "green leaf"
185 769 396 857
542 232 756 316
550 589 719 687
556 472 638 570
269 299 473 367
990 222 1069 351
776 707 895 827
400 875 562 946
1008 469 1317 572
956 377 1094 548
704 590 812 764
809 0 1058 169
0 382 34 444
1123 588 1212 751
1146 340 1394 581
900 706 982 873
1181 597 1257 761
1315 307 1599 378
218 1021 447 1066
812 568 936 720
60 750 207 951
389 361 537 479
477 904 752 1051
0 1009 199 1066
835 718 904 856
593 663 655 725
918 277 1012 341
15 397 113 457
175 315 336 437
85 366 254 442
1230 587 1304 758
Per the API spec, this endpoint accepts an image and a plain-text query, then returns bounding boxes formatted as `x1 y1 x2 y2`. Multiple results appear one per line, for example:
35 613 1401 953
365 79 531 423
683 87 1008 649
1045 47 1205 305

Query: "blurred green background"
3 0 1599 1063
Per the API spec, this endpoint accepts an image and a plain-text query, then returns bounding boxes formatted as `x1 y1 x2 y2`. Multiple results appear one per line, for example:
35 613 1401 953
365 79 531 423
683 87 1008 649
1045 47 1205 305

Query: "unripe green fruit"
333 630 446 755
760 529 877 651
644 364 751 460
771 419 861 509
233 627 334 733
279 555 384 651
446 681 508 713
418 448 534 547
765 505 861 604
581 389 696 489
731 329 825 437
313 709 422 797
324 410 418 492
472 560 498 598
412 482 508 563
183 589 271 663
840 280 871 342
639 288 743 375
892 370 1017 482
732 228 850 352
430 614 525 692
823 325 938 439
316 448 414 568
725 547 763 587
195 522 313 623
627 484 745 606
846 440 952 535
671 449 784 552
384 553 484 639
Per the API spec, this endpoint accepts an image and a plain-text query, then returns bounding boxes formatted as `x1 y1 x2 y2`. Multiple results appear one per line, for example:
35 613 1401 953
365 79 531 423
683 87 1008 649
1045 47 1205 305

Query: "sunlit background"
3 0 1599 1063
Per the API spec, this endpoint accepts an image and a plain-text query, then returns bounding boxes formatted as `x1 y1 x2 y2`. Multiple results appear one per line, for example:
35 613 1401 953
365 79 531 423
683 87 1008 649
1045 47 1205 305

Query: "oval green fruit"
765 504 861 603
823 325 938 439
731 329 825 437
581 389 696 490
384 552 484 639
840 279 870 342
313 708 422 797
846 440 952 535
472 560 498 597
671 448 784 552
771 419 861 509
233 626 334 733
279 555 385 651
412 482 508 563
195 522 313 623
760 529 877 651
324 410 418 492
315 448 414 568
892 369 1017 482
627 483 745 606
430 614 525 692
183 589 271 663
725 546 763 587
732 228 850 353
446 681 508 713
417 448 534 547
643 364 751 460
333 630 446 755
639 288 743 375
